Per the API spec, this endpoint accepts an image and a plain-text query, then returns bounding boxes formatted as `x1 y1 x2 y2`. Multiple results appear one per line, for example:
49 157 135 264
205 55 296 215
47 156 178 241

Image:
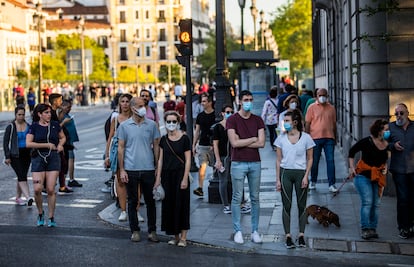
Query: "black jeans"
266 124 277 148
392 172 414 231
126 170 157 233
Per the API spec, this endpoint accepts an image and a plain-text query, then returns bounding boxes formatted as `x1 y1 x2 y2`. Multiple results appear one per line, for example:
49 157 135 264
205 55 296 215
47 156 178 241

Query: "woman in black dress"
155 111 191 247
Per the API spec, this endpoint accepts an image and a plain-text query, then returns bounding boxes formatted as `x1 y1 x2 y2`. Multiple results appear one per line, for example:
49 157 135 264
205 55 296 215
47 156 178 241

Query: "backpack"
104 111 118 141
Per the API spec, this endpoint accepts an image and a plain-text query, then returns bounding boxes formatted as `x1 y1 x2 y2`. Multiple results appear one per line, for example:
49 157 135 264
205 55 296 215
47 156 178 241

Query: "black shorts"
31 150 61 172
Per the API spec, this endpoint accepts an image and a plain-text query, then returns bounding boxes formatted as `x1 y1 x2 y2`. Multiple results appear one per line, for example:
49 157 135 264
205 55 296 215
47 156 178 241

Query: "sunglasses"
166 120 178 124
225 111 234 114
141 95 150 98
395 111 405 116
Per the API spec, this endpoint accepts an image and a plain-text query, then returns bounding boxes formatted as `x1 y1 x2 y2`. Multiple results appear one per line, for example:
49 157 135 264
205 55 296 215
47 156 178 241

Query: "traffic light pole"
184 55 193 144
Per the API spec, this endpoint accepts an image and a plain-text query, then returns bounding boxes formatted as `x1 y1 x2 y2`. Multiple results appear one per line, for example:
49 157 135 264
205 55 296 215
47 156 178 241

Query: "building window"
146 29 150 39
136 47 141 57
135 29 140 39
119 0 125 5
158 10 166 22
145 10 149 19
159 29 166 41
46 37 53 49
120 30 126 42
120 11 126 23
120 47 127 60
159 46 166 60
135 10 139 19
146 65 151 73
145 46 151 57
98 36 108 48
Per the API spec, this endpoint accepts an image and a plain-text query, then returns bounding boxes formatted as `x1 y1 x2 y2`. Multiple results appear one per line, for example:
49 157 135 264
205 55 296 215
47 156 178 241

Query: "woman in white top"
261 87 279 150
274 109 315 249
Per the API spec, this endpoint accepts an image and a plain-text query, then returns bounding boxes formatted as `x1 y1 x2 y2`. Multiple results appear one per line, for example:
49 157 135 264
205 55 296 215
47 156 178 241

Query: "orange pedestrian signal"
176 19 193 56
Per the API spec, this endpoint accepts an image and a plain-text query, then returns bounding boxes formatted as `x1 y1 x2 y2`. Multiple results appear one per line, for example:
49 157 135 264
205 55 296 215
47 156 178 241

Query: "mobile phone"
69 115 75 119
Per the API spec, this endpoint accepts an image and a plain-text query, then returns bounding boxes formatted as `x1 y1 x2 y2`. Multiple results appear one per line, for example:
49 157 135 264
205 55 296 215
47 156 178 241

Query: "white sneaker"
309 182 316 190
118 211 127 221
251 231 262 244
138 212 145 222
329 185 338 193
234 231 244 244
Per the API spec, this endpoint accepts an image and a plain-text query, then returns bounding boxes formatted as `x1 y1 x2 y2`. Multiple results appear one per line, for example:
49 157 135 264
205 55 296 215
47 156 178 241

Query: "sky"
209 0 288 35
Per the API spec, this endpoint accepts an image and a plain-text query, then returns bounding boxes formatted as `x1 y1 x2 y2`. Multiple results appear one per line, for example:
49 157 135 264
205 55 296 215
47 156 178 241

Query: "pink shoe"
15 198 26 206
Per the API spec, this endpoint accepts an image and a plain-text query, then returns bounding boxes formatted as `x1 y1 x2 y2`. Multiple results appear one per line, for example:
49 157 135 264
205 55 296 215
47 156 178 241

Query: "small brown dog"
306 204 341 227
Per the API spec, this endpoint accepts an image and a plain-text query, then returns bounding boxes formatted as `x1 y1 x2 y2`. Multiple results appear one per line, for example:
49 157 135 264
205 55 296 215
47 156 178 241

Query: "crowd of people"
3 78 414 249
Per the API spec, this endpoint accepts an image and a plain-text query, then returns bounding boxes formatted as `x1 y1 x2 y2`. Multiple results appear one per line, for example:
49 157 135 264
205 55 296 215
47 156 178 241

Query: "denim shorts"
31 150 61 172
67 149 75 159
197 145 214 166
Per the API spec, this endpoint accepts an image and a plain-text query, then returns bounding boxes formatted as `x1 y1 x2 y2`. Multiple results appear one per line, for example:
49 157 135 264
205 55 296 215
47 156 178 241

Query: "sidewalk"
99 143 414 256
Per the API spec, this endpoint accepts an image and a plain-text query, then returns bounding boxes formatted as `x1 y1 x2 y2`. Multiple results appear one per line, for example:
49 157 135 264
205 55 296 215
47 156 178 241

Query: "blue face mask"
383 130 390 140
224 113 232 119
242 101 253 112
284 122 292 132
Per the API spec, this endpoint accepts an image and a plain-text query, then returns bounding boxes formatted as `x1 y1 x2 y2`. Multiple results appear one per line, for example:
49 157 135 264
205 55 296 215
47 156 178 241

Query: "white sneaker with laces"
234 231 244 244
251 231 262 244
309 182 316 190
118 211 127 221
329 185 338 193
138 212 145 222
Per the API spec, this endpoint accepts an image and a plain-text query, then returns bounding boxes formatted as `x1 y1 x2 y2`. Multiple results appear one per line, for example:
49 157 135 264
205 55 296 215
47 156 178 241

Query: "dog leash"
331 175 352 199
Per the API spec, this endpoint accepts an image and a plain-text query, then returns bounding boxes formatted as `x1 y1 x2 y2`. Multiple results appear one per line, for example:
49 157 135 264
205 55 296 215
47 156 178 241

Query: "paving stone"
399 243 414 256
355 241 392 254
312 239 349 252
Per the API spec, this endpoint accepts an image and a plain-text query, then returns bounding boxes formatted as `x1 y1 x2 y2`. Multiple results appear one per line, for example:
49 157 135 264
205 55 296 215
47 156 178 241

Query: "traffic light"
176 19 193 56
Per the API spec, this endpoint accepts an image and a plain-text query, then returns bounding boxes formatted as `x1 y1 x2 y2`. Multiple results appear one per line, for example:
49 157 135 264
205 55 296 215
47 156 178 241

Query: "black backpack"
104 111 117 141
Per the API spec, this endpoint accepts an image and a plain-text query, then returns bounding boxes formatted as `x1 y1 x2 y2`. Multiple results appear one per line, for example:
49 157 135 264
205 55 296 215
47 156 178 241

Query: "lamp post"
166 46 172 86
250 0 258 51
132 34 139 86
32 2 44 103
110 32 117 89
260 10 265 50
78 16 87 105
152 41 157 84
238 0 246 51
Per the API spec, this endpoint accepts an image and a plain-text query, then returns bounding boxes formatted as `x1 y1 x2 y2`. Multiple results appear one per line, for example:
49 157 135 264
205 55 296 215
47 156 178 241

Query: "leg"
354 175 373 230
218 156 230 207
267 124 277 148
116 169 127 212
32 172 46 214
294 170 308 233
311 139 323 184
125 171 140 232
141 171 157 233
198 162 207 189
45 171 59 219
393 173 410 231
369 181 380 230
231 162 247 233
323 138 336 186
247 162 261 233
280 168 294 235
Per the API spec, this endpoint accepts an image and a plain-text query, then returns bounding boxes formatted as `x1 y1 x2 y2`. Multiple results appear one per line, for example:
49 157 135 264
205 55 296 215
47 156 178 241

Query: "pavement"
2 105 414 257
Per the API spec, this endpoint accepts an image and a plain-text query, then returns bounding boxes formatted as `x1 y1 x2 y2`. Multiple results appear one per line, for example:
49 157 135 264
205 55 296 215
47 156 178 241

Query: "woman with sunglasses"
155 111 191 247
212 105 234 214
26 103 66 227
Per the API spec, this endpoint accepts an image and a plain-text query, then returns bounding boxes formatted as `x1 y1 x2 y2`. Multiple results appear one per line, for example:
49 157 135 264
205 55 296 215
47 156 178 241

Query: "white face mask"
289 102 297 110
133 107 146 117
165 123 178 131
318 96 327 104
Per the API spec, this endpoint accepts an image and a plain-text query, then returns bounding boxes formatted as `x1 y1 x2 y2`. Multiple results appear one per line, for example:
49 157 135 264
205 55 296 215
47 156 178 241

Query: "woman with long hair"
3 105 33 206
26 103 66 227
104 93 133 222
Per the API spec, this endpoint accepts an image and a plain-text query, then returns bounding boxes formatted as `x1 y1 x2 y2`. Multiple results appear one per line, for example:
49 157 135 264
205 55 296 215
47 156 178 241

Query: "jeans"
353 175 380 229
231 161 261 233
218 156 231 206
266 124 277 148
392 172 414 231
311 138 336 186
126 170 157 233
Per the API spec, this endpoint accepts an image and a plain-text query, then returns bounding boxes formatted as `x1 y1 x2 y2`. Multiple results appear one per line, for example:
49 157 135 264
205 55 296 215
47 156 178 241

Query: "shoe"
234 231 244 244
368 229 379 239
193 187 203 197
240 205 251 214
223 206 232 214
251 231 262 244
309 182 316 190
131 231 141 242
47 218 56 227
329 185 338 193
298 236 306 247
398 229 409 239
177 240 187 247
148 231 160 243
285 236 295 249
361 229 371 240
100 186 111 193
41 189 47 196
58 187 73 195
37 211 45 227
68 179 83 187
168 239 179 245
27 197 34 207
138 212 145 222
15 198 26 206
118 211 127 221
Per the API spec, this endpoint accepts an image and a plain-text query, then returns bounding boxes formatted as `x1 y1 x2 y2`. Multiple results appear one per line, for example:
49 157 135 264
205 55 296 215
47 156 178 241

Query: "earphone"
37 123 51 164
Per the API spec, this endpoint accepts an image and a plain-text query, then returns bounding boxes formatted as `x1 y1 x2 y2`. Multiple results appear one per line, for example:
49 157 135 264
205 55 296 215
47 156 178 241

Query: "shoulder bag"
165 136 193 183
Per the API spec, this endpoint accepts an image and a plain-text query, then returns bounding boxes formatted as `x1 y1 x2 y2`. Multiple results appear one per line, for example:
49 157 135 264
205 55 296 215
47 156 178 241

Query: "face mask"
396 118 406 127
165 123 177 131
133 107 146 117
284 122 292 132
318 96 327 104
224 113 232 119
242 102 253 112
289 102 297 110
382 130 390 140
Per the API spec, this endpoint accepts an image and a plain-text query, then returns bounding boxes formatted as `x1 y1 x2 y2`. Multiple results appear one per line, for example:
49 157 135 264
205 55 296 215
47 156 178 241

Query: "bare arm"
181 149 191 189
26 134 57 150
302 148 313 188
192 124 200 154
105 117 116 165
153 137 160 178
247 128 265 148
118 139 128 183
276 147 282 192
155 147 163 187
213 139 222 170
227 128 257 148
57 129 66 152
305 121 311 134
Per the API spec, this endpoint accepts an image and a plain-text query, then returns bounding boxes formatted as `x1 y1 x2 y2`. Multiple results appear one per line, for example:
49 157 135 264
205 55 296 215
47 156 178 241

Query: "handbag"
153 184 165 201
165 136 193 183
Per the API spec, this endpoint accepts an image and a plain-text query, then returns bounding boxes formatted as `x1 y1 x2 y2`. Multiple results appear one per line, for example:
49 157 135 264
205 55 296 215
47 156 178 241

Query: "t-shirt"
212 123 228 157
274 132 315 170
145 106 159 123
28 121 61 153
163 101 176 112
305 102 336 139
159 134 191 170
196 110 216 146
226 113 265 162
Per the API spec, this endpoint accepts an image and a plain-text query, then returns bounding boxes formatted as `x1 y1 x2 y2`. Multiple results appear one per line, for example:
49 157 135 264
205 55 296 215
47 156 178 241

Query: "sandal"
177 240 187 247
168 239 179 245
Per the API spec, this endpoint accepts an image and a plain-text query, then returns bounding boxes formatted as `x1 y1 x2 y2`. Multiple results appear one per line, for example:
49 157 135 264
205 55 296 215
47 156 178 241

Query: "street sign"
275 60 290 76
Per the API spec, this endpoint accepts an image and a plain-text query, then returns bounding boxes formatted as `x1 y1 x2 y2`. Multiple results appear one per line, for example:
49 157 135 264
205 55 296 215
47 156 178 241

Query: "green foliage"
270 0 313 77
158 64 181 84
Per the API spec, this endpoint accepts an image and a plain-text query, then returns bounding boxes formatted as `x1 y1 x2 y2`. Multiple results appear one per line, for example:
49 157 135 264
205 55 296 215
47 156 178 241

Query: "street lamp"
132 34 139 85
250 0 258 51
166 46 171 86
77 16 87 105
110 30 117 88
32 2 44 103
238 0 246 51
260 10 265 50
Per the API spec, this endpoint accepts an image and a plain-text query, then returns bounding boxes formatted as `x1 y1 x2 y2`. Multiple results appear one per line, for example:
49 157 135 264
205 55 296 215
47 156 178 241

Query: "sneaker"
148 231 160 243
285 236 295 249
58 187 73 195
177 240 187 247
15 198 26 206
47 218 56 227
329 185 338 193
131 231 141 242
138 212 145 222
240 204 251 214
68 179 83 187
361 229 371 240
298 236 306 247
251 231 262 244
368 229 379 239
193 187 203 197
223 206 232 214
309 182 316 190
37 211 45 227
27 197 34 207
100 186 111 193
118 211 127 221
399 229 409 239
234 231 244 244
168 239 179 245
41 189 47 196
